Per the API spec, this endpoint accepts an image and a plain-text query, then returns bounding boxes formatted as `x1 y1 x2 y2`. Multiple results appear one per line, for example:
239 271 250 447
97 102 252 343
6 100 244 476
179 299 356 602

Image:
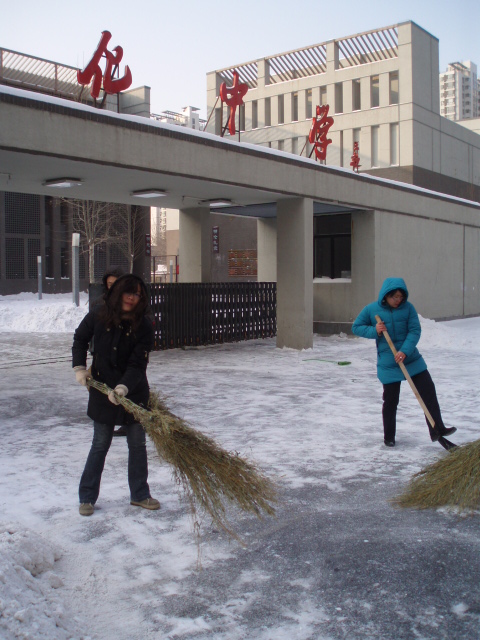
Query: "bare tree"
114 204 149 272
62 198 121 283
60 199 148 282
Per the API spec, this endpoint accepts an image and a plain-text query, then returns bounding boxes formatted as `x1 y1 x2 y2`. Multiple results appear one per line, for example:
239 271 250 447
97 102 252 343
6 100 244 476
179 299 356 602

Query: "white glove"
108 384 128 405
74 366 88 386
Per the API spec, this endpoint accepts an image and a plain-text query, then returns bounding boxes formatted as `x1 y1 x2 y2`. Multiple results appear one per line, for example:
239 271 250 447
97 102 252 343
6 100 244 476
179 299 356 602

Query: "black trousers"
382 370 445 442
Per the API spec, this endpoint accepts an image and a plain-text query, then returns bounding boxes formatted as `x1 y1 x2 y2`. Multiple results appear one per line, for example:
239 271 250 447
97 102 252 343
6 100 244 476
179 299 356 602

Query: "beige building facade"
206 21 480 203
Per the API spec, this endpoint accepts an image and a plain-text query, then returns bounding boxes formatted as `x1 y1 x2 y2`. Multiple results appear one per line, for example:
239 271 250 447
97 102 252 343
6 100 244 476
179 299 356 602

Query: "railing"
0 47 93 102
150 282 276 350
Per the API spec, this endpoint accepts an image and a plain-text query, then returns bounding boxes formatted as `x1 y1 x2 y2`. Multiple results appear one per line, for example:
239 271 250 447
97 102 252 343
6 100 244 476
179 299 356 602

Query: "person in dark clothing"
352 277 457 447
89 267 127 437
73 274 160 516
89 267 124 313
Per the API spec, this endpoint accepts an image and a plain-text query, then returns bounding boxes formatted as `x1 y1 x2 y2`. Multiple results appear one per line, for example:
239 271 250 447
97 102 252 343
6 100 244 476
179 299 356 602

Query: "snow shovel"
375 315 456 450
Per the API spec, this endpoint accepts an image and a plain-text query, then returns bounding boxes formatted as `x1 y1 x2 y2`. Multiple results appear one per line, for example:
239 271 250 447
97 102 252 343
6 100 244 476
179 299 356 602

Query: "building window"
320 86 327 106
6 238 24 279
352 79 361 111
278 139 284 151
390 123 399 165
339 130 344 167
215 107 222 135
335 83 343 114
314 214 351 279
252 100 258 129
371 125 379 167
291 92 298 121
5 193 40 234
389 72 399 105
239 104 245 131
371 75 380 108
292 137 298 155
265 97 271 126
278 94 284 124
305 135 312 157
353 127 361 146
305 89 312 118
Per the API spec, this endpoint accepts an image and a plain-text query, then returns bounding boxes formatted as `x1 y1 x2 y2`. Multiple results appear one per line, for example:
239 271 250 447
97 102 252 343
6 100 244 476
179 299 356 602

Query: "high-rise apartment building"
440 61 480 121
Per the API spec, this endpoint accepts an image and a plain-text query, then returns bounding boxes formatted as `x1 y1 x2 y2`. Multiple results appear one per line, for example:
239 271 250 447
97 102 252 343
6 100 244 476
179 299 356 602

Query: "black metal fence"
150 282 276 350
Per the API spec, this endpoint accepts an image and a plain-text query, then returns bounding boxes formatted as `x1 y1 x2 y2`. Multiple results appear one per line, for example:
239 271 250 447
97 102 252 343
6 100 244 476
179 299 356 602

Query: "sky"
1 0 479 119
0 293 479 638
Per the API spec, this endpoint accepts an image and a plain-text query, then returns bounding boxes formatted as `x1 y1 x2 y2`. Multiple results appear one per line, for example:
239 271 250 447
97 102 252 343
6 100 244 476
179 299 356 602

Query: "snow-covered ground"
0 293 479 639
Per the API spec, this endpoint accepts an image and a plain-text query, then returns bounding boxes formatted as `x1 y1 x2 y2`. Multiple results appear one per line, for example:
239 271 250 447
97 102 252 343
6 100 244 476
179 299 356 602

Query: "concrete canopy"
0 86 367 215
3 85 480 348
2 85 477 220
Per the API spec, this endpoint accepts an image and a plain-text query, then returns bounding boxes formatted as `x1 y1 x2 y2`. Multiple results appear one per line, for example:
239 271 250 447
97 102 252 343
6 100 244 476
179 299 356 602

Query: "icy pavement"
0 316 480 639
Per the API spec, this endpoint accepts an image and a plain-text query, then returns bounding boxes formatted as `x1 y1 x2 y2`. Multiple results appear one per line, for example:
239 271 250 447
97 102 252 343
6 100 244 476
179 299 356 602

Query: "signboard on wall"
228 249 257 277
212 226 219 253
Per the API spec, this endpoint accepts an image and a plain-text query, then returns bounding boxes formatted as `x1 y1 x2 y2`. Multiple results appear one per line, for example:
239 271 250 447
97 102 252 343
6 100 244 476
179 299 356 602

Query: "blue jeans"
79 421 151 504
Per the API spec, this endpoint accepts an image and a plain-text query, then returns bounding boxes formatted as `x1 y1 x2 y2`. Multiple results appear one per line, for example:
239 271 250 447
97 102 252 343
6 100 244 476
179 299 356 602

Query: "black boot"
431 426 456 442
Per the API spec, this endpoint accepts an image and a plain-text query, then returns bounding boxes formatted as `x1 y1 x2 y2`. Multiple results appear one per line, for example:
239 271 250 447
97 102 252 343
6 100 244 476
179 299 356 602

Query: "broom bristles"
391 439 480 511
87 379 277 536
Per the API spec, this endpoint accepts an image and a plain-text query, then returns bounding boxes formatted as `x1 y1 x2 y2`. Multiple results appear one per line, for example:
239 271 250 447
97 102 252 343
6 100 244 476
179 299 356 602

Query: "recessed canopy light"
131 189 167 198
203 198 232 208
43 178 83 188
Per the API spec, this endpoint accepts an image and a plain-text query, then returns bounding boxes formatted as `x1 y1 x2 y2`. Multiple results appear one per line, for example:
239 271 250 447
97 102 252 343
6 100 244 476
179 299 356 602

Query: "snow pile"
0 293 89 333
0 524 90 640
419 314 480 351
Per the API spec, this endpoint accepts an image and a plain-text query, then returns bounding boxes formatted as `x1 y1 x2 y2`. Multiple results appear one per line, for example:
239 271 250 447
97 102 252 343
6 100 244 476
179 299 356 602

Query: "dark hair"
102 267 124 295
382 288 407 307
386 288 406 299
100 274 148 330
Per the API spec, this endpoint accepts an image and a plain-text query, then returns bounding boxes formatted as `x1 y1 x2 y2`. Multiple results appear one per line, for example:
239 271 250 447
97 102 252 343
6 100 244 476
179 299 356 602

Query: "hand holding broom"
86 378 277 539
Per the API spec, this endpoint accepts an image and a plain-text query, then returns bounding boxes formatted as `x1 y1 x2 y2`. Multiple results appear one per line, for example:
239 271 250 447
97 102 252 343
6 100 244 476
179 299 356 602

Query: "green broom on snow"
391 439 480 512
86 378 277 537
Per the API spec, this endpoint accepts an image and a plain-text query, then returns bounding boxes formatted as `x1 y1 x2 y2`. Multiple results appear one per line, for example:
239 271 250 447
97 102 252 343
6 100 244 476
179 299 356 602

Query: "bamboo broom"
86 378 277 536
373 316 480 511
392 439 480 511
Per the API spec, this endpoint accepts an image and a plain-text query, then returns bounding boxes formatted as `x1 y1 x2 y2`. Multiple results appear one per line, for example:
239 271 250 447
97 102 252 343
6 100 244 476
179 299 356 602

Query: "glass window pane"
335 83 343 114
305 89 312 118
371 75 379 108
352 79 361 111
389 72 399 105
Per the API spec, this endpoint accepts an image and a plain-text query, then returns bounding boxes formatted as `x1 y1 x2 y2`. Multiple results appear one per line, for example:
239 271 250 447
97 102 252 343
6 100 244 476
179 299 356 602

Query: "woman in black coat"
72 274 159 516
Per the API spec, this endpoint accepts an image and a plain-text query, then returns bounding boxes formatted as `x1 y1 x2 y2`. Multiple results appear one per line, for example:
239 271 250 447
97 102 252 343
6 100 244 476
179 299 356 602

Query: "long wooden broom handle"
375 315 436 429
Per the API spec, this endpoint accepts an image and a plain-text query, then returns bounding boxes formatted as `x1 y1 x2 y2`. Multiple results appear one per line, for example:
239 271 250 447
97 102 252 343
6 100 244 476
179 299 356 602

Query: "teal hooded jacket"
352 277 427 384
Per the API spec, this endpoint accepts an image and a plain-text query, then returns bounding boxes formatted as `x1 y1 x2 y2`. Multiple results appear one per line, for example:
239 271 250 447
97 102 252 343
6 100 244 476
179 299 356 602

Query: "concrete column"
276 198 313 350
179 206 211 282
52 198 62 282
379 73 389 108
132 205 151 282
257 59 269 89
257 218 277 282
360 76 370 111
326 41 339 73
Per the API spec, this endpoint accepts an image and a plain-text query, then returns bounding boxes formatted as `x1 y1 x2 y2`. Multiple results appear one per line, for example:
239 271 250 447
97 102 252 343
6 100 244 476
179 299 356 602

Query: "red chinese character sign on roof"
308 105 334 162
77 31 132 100
350 141 361 173
219 70 248 136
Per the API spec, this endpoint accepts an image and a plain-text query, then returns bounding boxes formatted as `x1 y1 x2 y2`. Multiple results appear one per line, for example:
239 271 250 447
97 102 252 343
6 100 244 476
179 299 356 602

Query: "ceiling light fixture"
203 198 233 208
131 189 167 198
43 178 83 188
